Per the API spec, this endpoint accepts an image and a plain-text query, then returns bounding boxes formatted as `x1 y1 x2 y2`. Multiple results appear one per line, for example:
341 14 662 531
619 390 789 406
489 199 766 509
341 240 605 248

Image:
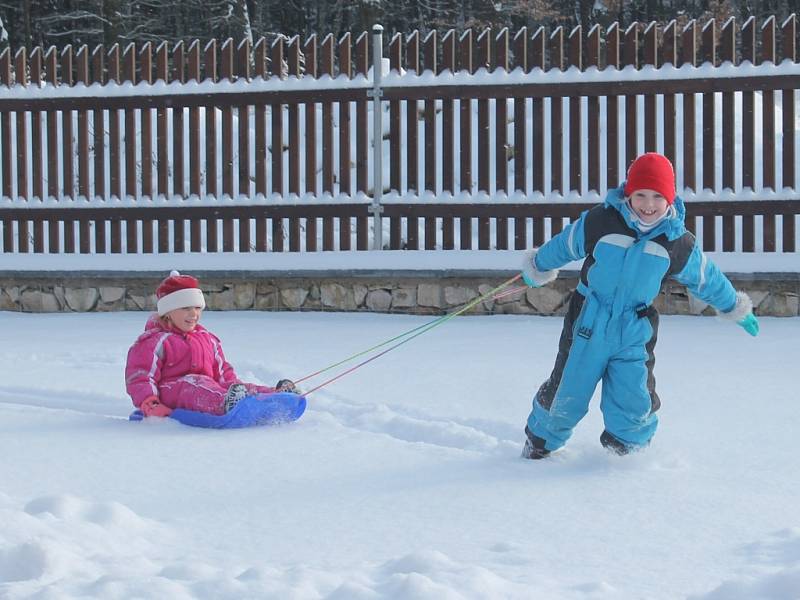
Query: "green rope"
294 274 521 386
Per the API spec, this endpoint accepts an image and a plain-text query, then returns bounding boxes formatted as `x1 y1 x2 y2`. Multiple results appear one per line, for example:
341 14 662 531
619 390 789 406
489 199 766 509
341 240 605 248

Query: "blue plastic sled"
129 392 306 429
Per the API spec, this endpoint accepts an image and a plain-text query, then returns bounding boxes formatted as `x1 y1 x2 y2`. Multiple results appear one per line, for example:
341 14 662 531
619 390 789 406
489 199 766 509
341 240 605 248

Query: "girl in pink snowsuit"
125 271 295 417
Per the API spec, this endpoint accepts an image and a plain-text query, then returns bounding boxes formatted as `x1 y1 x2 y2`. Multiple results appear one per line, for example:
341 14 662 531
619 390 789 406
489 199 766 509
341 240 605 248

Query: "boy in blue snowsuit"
520 153 759 458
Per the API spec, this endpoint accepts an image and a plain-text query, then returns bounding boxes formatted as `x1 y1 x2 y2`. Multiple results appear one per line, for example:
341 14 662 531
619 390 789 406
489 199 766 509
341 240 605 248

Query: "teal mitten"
737 313 759 337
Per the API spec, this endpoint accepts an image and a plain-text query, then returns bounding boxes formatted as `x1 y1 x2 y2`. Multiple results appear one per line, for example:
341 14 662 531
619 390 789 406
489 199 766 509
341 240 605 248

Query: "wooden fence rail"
1 17 799 255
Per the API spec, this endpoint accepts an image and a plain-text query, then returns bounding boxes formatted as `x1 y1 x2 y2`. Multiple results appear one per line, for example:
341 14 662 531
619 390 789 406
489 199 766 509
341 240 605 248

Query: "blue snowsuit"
526 186 739 452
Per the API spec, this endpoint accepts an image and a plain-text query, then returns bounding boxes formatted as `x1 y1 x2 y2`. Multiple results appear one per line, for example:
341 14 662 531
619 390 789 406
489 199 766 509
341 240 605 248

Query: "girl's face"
166 306 203 333
629 189 670 224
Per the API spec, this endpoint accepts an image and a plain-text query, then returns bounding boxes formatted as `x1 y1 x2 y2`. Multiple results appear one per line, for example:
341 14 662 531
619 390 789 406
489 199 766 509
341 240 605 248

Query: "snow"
2 248 798 274
1 309 799 599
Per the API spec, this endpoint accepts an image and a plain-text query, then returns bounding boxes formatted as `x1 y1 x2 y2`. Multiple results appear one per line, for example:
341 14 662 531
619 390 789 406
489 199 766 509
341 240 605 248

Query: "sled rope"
300 274 522 395
295 274 521 387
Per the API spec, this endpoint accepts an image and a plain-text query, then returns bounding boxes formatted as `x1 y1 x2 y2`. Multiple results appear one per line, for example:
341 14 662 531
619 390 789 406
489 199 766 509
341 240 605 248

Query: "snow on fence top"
0 18 798 255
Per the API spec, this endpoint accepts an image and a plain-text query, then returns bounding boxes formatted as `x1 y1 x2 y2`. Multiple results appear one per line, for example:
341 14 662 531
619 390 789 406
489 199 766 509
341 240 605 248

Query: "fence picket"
643 24 657 152
762 17 777 252
253 38 268 251
270 37 284 252
155 42 171 252
30 47 44 251
355 32 369 250
423 30 438 249
321 34 334 200
495 28 509 250
286 37 301 251
531 27 546 246
187 41 202 251
512 27 528 250
321 34 335 251
337 33 351 250
156 42 169 199
76 45 90 206
62 46 75 205
106 45 121 252
702 20 716 194
550 27 563 198
440 30 456 249
782 16 796 192
701 21 718 250
61 46 76 252
173 41 185 199
459 30 473 249
388 33 403 249
681 21 697 200
140 43 153 204
623 24 638 173
720 19 736 251
587 25 600 195
31 47 43 204
236 39 252 252
741 18 756 252
550 27 564 236
220 39 235 251
782 15 797 252
606 24 620 190
7 50 27 251
92 45 105 204
204 40 218 251
0 48 14 202
477 29 491 248
304 35 318 251
91 45 106 252
14 49 28 208
406 30 420 221
662 21 678 169
568 25 582 197
45 48 59 204
140 43 154 252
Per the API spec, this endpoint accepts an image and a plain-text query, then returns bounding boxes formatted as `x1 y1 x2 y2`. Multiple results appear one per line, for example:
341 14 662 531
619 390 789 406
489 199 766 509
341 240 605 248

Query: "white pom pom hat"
155 270 206 316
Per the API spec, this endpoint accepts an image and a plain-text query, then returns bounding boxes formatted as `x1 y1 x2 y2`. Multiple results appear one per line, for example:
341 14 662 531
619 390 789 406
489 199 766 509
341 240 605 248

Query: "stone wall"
1 271 798 316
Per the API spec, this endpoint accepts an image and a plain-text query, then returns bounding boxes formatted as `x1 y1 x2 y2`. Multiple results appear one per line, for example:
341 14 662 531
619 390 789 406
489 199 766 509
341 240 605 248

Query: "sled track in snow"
0 385 126 419
310 394 521 455
239 363 523 454
0 384 522 454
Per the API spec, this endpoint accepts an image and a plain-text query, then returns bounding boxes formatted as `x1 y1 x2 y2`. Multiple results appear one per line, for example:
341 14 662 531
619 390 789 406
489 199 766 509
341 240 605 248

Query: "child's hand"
720 292 759 337
521 249 558 288
140 396 172 417
737 313 759 337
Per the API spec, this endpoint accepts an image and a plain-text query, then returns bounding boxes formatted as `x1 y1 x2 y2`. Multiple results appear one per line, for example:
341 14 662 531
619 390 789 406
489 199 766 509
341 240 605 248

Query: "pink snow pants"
159 376 275 415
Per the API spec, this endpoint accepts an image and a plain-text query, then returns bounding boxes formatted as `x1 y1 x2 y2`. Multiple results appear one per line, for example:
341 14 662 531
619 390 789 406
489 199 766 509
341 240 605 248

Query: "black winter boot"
223 383 248 413
521 427 551 460
275 379 297 393
600 430 630 455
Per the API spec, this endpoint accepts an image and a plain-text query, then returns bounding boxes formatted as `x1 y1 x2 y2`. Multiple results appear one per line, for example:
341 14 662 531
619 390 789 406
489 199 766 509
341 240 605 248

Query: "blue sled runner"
129 392 306 429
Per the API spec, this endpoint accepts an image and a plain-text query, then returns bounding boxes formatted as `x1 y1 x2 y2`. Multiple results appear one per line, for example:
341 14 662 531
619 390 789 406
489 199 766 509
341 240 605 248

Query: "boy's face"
166 306 203 332
629 189 669 223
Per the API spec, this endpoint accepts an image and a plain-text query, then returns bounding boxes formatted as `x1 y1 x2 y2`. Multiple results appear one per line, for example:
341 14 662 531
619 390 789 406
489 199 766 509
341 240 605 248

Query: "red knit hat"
156 270 206 316
623 153 676 205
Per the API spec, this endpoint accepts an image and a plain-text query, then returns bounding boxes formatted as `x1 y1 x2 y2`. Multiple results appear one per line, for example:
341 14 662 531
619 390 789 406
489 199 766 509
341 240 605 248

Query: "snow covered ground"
1 309 799 599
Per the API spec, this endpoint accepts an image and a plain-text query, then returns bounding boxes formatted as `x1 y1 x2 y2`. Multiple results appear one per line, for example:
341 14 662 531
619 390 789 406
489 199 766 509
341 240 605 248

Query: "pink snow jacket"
125 315 247 414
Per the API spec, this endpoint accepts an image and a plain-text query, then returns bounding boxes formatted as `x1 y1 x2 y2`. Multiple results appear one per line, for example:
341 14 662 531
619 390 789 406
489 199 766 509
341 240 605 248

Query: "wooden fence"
1 16 799 255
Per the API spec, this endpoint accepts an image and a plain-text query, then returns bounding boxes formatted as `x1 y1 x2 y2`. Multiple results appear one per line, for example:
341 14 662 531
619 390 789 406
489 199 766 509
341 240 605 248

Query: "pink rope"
302 277 528 396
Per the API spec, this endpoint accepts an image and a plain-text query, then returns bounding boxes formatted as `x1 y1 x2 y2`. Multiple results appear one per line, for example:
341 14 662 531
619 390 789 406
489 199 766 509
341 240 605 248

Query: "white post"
371 24 384 250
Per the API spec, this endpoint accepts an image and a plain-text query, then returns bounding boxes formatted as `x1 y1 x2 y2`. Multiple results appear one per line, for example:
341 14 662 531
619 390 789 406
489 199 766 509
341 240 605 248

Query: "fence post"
370 24 384 250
